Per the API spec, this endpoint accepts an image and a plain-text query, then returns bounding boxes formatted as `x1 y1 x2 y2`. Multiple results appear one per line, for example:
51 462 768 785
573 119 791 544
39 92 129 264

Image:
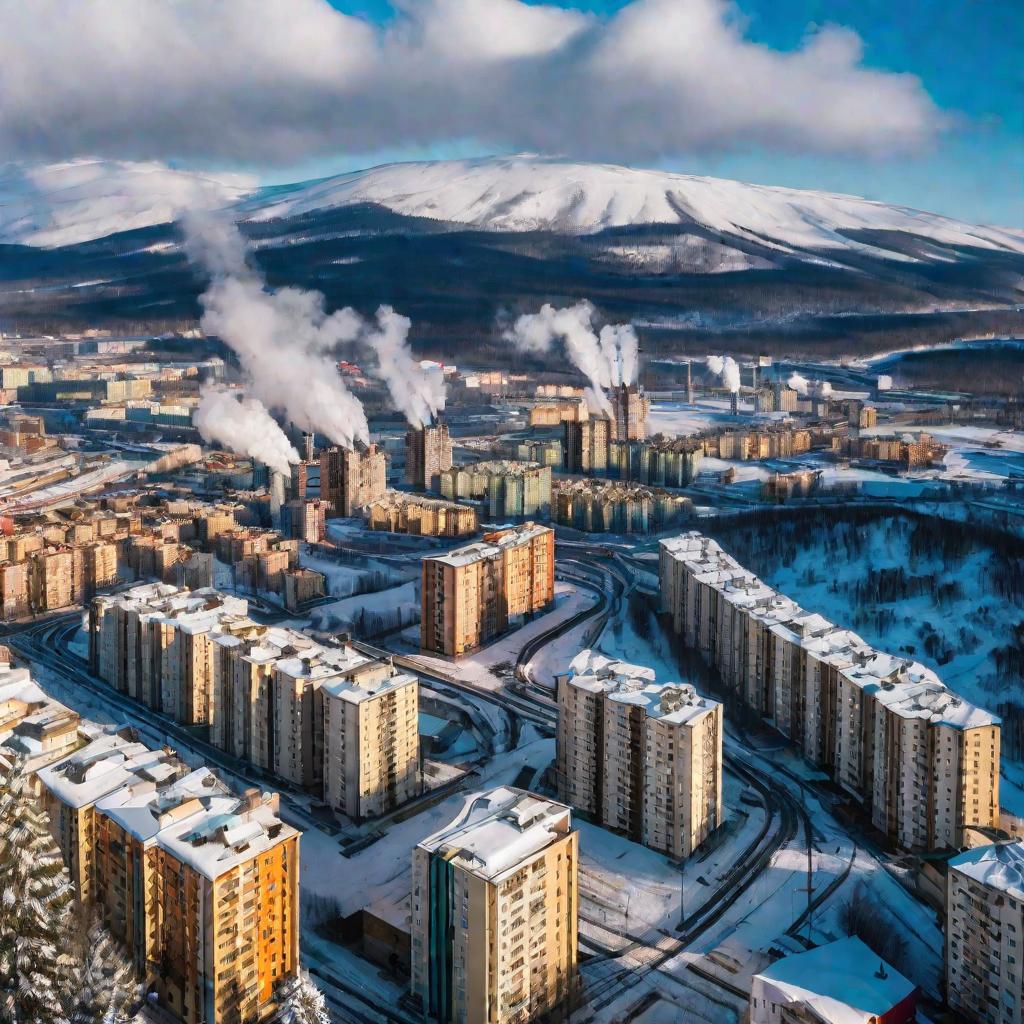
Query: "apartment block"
440 460 552 519
947 840 1024 1024
608 437 703 488
659 531 1001 852
323 666 420 820
528 399 588 427
563 418 609 475
91 766 299 1024
421 524 555 656
321 443 388 516
556 650 722 859
552 479 692 534
411 788 578 1024
0 660 81 775
405 423 453 491
90 583 250 722
609 383 649 441
281 498 328 543
364 491 478 537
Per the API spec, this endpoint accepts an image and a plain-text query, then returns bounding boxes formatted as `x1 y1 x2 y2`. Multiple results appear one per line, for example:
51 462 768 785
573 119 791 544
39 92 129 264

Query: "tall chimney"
730 391 739 416
686 361 694 405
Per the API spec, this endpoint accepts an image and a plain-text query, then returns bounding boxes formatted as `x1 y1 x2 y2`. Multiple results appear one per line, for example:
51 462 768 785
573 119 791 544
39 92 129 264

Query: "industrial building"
439 460 552 520
659 532 1001 852
420 524 555 656
556 650 722 859
405 422 453 490
946 840 1024 1024
411 788 578 1024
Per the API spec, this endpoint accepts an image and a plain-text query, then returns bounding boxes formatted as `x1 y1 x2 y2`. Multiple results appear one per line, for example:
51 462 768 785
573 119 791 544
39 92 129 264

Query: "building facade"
946 841 1024 1024
609 383 650 441
562 418 610 475
320 443 387 517
420 524 555 656
364 492 478 537
556 650 722 859
659 532 1001 852
411 788 578 1024
439 461 552 520
405 423 453 491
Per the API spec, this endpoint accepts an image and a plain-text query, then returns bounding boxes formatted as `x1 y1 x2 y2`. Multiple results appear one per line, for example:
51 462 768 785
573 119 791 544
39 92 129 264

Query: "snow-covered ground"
647 398 755 437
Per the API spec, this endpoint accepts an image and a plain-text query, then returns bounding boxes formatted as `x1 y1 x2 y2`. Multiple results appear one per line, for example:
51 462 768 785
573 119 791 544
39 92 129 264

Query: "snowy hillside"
0 160 255 248
246 154 1024 259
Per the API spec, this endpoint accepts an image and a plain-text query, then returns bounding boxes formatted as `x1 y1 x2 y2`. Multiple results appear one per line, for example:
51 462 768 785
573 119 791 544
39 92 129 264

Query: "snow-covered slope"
0 160 255 248
247 155 1024 258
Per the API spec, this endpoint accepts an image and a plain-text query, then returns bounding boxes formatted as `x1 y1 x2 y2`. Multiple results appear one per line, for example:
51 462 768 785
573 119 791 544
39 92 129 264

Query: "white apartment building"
659 531 1000 852
556 650 722 859
947 840 1024 1024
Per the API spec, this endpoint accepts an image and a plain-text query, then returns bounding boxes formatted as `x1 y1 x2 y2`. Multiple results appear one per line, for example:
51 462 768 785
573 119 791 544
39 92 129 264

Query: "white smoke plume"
706 354 741 393
194 388 298 476
787 372 809 394
182 211 370 448
505 303 638 414
361 305 446 428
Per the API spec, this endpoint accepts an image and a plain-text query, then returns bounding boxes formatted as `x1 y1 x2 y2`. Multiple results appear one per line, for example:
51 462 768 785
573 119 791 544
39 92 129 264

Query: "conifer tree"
0 755 76 1024
278 969 330 1024
69 917 136 1024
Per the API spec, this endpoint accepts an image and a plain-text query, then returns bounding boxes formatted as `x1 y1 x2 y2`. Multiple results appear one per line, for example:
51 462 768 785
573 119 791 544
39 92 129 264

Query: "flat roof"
950 841 1024 901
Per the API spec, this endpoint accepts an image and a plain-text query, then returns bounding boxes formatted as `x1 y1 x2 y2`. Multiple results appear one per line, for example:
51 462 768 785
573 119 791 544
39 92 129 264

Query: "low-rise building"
552 479 692 534
411 788 578 1024
364 491 478 537
750 937 916 1024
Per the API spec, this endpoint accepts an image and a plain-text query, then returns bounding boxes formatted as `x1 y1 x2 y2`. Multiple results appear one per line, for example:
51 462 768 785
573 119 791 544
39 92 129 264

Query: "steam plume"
361 305 446 428
504 302 639 415
706 354 741 393
787 372 809 394
194 388 298 476
182 212 369 448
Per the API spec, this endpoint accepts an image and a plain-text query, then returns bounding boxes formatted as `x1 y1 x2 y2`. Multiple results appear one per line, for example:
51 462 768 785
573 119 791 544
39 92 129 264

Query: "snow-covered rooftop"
418 787 572 881
950 841 1024 902
753 936 915 1024
429 522 549 568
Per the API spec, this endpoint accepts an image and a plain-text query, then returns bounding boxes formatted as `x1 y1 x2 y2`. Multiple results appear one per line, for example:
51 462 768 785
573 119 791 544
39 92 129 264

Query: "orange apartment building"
321 443 387 516
420 523 555 656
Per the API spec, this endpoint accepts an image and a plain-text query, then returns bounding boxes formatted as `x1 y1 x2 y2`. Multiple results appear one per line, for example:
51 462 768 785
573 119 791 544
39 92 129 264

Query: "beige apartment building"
947 840 1024 1024
659 531 1001 852
556 650 722 859
321 443 388 516
411 788 578 1024
421 524 555 656
323 666 420 820
609 383 649 441
364 491 478 537
405 422 453 490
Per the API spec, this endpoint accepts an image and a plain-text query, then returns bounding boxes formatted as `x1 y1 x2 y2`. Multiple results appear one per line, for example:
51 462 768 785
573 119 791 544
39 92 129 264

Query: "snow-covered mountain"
0 160 255 248
2 155 1021 268
245 155 1024 261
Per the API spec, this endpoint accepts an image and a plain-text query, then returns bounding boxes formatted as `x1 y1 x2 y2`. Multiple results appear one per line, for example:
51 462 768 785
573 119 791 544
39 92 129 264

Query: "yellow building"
411 788 578 1024
556 650 722 859
946 841 1024 1024
364 491 478 537
321 443 388 516
421 524 555 656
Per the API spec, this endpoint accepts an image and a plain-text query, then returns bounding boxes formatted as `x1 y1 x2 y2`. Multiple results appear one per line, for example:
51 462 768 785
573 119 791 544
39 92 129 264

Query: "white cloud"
0 0 943 166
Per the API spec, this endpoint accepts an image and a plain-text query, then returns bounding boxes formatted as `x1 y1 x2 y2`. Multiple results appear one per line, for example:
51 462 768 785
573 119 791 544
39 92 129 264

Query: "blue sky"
316 0 1021 225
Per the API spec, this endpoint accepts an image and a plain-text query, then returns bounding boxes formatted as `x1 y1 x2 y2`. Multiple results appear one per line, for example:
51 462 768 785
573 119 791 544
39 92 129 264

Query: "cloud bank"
0 0 942 166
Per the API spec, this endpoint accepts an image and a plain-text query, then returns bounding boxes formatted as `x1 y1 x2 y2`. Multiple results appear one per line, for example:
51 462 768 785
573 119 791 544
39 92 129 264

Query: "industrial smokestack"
686 361 694 405
269 471 286 529
730 391 740 416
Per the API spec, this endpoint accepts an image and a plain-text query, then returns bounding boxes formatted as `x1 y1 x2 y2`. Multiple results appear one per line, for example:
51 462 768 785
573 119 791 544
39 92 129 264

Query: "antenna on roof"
874 961 888 980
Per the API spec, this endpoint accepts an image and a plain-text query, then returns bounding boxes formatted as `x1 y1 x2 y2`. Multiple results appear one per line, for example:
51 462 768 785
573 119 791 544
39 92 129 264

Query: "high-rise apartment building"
420 524 555 656
41 737 300 1024
946 840 1024 1024
89 583 250 723
659 532 1001 852
320 443 387 516
562 417 610 475
323 666 420 820
609 383 649 441
556 650 722 859
411 788 578 1024
405 423 453 491
281 498 328 543
364 492 478 537
440 460 552 519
